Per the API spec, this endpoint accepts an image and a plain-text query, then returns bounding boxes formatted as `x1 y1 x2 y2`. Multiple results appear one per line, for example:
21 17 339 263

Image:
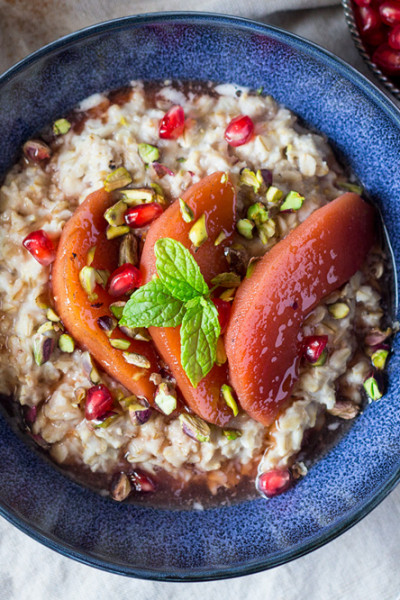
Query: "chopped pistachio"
138 143 160 164
371 348 389 370
177 157 186 163
37 321 54 335
79 266 97 301
81 351 101 384
236 218 254 239
46 308 60 322
240 168 261 193
216 337 227 366
104 200 128 227
93 413 119 429
179 198 195 223
104 167 132 192
87 246 96 266
110 338 131 350
338 181 363 195
150 182 165 202
128 402 152 425
35 292 50 309
119 232 138 266
154 382 177 415
109 301 126 319
311 349 327 367
118 394 138 410
257 86 264 95
211 272 241 288
53 118 71 135
221 384 239 417
365 327 392 346
266 186 283 204
219 287 236 302
222 428 242 440
121 188 155 205
97 315 118 337
33 332 56 366
94 269 109 289
110 472 131 502
214 231 227 246
246 257 259 279
179 413 211 442
149 372 163 386
106 225 130 240
119 325 151 341
72 387 87 408
257 219 276 244
58 333 75 353
220 172 228 184
280 190 305 211
328 302 350 319
363 376 383 401
189 214 208 247
122 351 151 368
247 202 269 224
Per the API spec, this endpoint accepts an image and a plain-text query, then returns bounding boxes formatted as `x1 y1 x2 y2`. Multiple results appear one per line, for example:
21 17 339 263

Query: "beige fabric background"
1 1 400 599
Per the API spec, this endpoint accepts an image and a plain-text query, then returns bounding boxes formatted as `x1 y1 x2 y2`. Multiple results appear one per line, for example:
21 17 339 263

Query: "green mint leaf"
155 238 209 302
120 278 185 328
180 296 221 387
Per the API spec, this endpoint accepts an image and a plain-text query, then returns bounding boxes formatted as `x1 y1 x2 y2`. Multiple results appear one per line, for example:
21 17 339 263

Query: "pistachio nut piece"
33 331 57 366
128 402 152 425
122 351 151 368
110 472 131 502
104 200 128 227
118 232 138 266
189 214 208 247
103 167 132 192
154 382 177 415
58 333 75 353
81 351 101 384
179 413 211 443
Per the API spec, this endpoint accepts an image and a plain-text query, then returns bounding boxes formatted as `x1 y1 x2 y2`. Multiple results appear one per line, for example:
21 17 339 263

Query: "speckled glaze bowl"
1 12 400 581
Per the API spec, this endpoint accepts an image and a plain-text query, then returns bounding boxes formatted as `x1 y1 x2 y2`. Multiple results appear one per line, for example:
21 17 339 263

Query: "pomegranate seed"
301 335 328 363
159 105 185 139
124 203 163 228
363 25 387 46
130 469 156 492
108 263 142 296
354 0 373 5
23 139 51 163
85 384 114 420
373 42 400 73
212 298 231 334
389 23 400 47
258 468 293 498
224 115 254 147
23 230 56 266
356 5 382 35
379 0 400 25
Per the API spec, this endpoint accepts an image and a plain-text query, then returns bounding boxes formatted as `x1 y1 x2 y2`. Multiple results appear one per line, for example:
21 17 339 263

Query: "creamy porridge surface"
0 81 389 505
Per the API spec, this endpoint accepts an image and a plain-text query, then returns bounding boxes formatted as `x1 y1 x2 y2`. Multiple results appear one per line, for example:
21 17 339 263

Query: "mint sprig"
121 238 221 387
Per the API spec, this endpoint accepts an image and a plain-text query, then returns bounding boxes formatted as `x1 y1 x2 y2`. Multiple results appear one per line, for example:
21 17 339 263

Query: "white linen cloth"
0 1 399 598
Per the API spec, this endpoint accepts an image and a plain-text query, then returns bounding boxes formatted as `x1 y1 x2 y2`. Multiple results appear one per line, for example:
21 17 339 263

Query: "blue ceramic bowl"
1 12 400 581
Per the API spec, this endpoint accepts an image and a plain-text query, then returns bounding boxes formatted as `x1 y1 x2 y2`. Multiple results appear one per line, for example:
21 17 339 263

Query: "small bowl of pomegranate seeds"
1 11 400 583
343 0 400 99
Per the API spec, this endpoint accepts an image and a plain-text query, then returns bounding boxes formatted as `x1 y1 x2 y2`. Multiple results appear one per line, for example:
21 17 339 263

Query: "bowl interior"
1 13 400 581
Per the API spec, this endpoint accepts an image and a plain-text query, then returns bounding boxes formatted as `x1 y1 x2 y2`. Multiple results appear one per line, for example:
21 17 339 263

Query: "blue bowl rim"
1 10 400 582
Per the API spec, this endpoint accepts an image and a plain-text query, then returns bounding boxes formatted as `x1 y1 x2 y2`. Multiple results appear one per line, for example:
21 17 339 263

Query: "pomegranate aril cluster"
353 0 400 78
